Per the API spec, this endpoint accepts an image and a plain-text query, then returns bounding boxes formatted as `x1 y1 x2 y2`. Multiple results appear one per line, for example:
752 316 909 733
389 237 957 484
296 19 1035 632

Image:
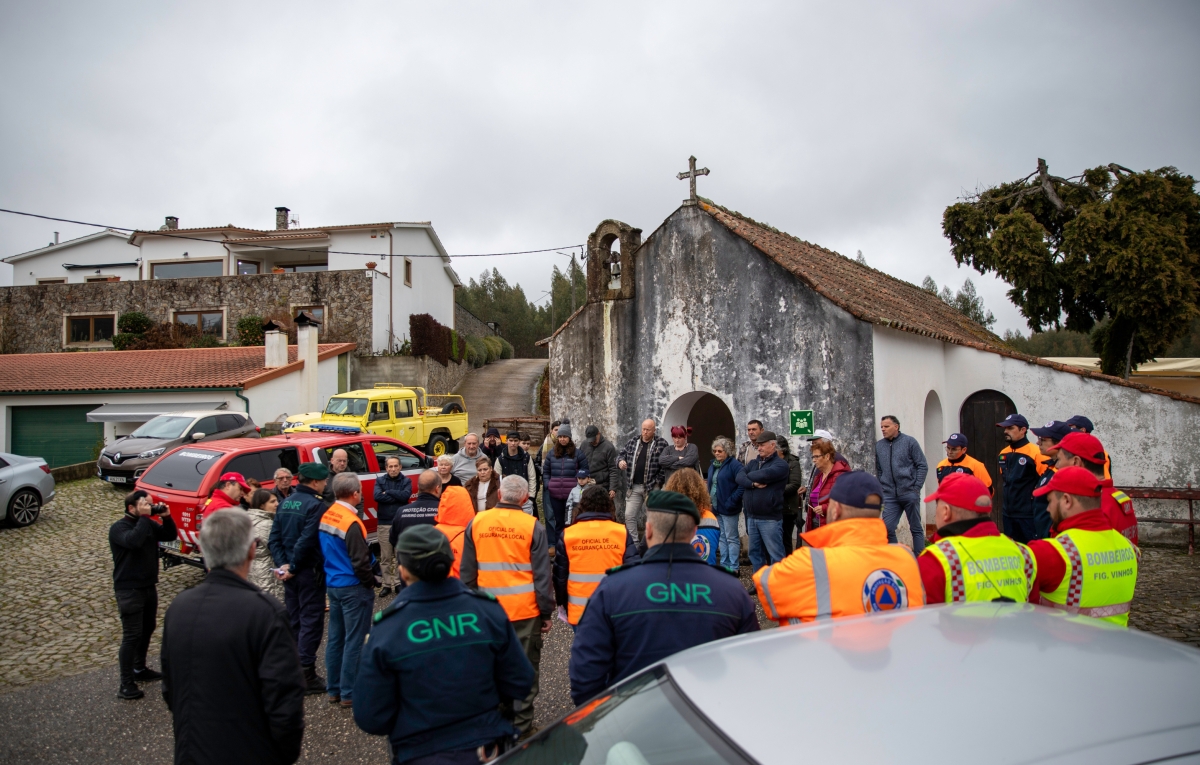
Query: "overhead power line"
0 207 583 259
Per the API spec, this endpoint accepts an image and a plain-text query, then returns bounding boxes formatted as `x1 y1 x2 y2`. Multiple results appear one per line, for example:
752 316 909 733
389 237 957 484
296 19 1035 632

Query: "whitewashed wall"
8 234 140 286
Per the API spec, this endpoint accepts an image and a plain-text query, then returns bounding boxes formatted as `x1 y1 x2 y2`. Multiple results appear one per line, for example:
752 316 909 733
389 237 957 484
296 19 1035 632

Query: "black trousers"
782 514 797 556
284 566 327 667
1004 515 1038 545
115 586 157 686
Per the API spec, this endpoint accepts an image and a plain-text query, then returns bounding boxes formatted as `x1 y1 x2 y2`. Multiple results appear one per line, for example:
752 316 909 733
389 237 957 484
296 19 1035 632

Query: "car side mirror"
425 456 435 469
191 432 205 440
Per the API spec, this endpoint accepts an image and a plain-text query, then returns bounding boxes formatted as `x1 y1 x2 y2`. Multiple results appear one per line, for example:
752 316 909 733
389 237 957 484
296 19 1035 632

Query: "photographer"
108 489 177 700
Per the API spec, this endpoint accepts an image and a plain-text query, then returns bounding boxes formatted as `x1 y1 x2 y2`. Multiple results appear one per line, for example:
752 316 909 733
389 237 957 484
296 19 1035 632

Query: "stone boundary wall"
0 271 373 354
351 354 471 394
455 303 497 338
51 461 99 483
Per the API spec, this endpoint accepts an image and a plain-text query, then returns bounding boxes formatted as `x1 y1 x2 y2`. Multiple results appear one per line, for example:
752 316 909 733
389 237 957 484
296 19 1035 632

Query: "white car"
0 452 56 527
499 603 1200 765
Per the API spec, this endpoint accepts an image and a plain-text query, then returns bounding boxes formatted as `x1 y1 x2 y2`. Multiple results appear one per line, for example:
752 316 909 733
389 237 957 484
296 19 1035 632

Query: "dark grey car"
499 603 1200 765
97 410 258 487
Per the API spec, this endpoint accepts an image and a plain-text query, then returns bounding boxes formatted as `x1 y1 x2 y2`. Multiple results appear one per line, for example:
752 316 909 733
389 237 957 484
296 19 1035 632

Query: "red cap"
1047 431 1106 465
923 472 992 513
1032 466 1105 497
218 471 252 493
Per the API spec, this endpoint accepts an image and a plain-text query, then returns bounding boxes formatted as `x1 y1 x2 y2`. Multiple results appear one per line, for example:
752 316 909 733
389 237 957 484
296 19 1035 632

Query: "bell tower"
585 219 642 303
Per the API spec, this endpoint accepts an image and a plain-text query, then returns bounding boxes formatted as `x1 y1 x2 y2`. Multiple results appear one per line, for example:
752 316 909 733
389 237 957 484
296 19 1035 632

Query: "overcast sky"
2 2 1197 334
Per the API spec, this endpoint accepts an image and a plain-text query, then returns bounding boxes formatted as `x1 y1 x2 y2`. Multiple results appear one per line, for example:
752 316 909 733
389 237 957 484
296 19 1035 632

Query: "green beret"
298 462 329 480
646 490 699 522
397 524 452 562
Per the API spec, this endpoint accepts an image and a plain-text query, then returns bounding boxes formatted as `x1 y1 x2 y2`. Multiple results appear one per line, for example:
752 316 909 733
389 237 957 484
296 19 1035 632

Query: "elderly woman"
463 455 500 512
706 437 744 572
806 437 851 533
436 454 464 489
659 426 701 481
246 489 285 600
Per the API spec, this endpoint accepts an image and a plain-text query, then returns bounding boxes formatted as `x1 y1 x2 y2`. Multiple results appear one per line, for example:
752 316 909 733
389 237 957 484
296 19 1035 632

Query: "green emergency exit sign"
789 410 814 437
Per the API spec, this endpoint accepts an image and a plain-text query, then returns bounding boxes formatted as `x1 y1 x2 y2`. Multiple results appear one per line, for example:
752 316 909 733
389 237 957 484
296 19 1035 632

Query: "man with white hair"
451 433 483 483
162 509 305 764
460 475 554 739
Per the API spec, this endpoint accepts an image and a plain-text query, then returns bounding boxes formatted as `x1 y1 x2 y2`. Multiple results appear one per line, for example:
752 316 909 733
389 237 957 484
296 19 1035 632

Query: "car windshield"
324 398 368 416
139 449 222 492
499 667 750 765
129 416 194 439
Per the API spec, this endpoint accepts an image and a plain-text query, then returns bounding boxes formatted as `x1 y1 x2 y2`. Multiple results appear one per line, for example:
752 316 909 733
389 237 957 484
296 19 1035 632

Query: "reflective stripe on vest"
1040 528 1138 626
319 503 366 540
472 509 539 621
925 535 1034 603
563 520 627 625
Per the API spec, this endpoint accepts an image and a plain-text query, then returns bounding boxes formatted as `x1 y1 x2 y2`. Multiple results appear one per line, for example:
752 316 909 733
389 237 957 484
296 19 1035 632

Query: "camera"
151 502 169 516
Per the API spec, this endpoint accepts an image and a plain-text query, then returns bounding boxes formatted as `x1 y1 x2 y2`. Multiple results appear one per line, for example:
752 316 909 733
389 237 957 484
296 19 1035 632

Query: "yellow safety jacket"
471 508 539 621
923 534 1036 603
563 520 627 625
1041 527 1138 626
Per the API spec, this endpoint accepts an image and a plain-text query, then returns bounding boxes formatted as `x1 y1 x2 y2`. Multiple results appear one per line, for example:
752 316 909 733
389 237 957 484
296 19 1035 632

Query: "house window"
275 263 328 272
86 275 118 282
37 278 66 285
404 258 413 287
237 260 260 275
67 315 115 344
293 305 325 324
152 260 224 279
175 310 224 337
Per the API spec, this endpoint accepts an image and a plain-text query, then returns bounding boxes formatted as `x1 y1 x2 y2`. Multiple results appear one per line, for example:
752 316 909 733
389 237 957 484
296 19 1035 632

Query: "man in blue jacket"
373 456 412 597
267 461 330 695
875 415 929 554
568 491 758 706
354 525 534 763
735 430 790 576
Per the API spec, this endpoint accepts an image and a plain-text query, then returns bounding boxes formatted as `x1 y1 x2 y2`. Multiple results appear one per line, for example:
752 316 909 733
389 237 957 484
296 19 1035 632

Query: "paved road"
455 357 546 436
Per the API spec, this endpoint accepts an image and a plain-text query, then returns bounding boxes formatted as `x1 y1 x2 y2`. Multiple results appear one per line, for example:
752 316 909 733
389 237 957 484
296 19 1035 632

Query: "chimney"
263 320 289 368
275 207 290 230
294 311 321 411
165 216 179 230
53 232 59 245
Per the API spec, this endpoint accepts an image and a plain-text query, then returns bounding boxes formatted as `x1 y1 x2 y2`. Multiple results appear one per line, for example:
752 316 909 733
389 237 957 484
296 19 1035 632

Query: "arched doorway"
663 392 736 474
959 389 1016 526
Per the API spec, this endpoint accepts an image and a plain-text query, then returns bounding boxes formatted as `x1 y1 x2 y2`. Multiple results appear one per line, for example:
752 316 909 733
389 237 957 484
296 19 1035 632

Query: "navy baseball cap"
576 469 590 479
996 414 1029 429
1031 420 1071 442
829 471 884 510
1065 415 1094 433
943 433 968 448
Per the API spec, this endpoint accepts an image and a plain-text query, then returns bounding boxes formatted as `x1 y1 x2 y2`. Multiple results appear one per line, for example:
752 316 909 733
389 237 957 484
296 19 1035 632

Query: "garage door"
11 405 103 468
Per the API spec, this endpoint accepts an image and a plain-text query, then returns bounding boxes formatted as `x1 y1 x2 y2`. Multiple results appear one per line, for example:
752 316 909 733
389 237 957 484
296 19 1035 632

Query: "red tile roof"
0 344 356 394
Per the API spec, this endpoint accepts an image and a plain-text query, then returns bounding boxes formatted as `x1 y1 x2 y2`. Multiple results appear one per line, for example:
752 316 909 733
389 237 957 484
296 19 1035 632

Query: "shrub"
466 335 488 368
117 311 154 335
111 333 140 351
189 333 223 348
237 315 265 346
125 321 198 351
498 337 514 359
410 313 449 365
482 336 502 363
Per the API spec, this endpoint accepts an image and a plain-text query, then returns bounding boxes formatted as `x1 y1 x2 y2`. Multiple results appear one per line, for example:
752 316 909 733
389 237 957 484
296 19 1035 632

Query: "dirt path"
455 357 547 436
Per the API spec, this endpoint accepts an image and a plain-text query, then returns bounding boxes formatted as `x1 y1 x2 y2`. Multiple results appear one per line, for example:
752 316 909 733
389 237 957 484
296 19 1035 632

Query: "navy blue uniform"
1032 462 1055 540
568 543 759 706
267 484 329 668
354 577 534 764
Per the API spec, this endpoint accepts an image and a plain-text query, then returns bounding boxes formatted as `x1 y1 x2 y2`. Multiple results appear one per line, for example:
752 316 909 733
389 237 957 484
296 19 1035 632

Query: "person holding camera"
108 489 177 700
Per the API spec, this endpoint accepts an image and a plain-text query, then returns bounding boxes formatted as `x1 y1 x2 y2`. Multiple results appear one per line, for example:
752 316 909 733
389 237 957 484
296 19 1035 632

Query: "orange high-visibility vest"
471 508 539 621
563 520 627 624
754 517 925 624
319 502 366 541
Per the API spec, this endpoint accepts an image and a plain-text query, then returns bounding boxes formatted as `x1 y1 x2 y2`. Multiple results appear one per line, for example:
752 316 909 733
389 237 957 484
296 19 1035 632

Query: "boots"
302 664 326 696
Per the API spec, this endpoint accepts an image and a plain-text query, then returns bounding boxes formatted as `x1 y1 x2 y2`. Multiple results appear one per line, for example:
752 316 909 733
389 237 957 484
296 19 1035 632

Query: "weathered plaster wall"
0 271 374 354
550 205 877 467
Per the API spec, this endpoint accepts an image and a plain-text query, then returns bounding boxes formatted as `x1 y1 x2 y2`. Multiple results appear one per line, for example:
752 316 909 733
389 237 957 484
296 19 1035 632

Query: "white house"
3 229 140 286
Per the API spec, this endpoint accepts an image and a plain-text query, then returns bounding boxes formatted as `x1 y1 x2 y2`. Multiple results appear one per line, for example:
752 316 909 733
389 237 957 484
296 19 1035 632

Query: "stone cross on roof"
677 155 710 205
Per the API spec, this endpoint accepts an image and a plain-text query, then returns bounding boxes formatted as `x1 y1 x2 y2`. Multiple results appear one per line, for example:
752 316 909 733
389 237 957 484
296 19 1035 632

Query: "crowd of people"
105 411 1142 764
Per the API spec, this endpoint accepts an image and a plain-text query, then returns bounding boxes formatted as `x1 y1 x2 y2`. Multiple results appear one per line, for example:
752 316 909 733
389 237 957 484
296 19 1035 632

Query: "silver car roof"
661 603 1200 765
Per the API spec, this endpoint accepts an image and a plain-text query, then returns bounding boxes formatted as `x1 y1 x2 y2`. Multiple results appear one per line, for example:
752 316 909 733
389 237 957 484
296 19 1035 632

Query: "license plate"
106 476 126 484
160 539 181 551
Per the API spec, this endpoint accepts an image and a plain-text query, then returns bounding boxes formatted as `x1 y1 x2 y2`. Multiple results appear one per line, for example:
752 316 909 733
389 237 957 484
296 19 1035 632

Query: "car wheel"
426 435 450 458
439 401 464 415
7 489 41 527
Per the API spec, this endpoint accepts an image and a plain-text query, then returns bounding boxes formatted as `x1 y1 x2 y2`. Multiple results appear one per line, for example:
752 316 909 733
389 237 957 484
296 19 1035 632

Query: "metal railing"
1120 485 1198 555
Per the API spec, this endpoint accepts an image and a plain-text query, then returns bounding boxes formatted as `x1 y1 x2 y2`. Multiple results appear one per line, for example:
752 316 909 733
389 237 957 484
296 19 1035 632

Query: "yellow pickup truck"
283 385 468 457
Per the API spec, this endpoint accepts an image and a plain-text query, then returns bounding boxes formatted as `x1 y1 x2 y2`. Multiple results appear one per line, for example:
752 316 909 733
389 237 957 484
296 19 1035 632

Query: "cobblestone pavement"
1128 545 1200 648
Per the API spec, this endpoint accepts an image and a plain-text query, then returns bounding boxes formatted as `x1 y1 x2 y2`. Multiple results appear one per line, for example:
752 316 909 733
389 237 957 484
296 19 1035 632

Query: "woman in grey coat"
659 426 701 481
246 489 285 601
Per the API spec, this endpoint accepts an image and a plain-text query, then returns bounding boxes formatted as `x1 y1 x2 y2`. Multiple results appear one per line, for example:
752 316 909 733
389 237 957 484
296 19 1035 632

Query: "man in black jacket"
108 489 177 700
388 470 443 549
580 425 622 503
162 509 306 765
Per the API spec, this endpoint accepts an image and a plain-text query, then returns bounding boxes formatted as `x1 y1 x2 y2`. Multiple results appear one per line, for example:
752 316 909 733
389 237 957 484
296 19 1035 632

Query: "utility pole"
570 252 577 315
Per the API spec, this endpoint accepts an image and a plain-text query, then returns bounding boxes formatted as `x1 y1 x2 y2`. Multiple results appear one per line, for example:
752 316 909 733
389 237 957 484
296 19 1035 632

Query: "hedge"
237 315 265 346
498 337 514 359
465 335 489 368
117 311 154 335
410 313 451 366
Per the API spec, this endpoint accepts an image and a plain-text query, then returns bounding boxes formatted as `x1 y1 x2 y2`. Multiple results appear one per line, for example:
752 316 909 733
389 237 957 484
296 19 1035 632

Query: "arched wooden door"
959 390 1016 526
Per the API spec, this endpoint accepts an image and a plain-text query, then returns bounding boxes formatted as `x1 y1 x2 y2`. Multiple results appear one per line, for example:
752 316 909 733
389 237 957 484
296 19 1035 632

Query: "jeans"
284 566 326 667
115 586 157 686
624 484 648 543
545 495 568 548
882 494 926 554
746 517 785 571
510 616 544 735
377 524 397 588
716 513 741 571
325 585 375 700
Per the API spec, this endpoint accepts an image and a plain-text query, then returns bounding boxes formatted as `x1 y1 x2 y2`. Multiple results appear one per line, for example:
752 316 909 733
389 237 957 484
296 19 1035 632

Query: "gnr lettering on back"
645 582 713 604
406 613 482 643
